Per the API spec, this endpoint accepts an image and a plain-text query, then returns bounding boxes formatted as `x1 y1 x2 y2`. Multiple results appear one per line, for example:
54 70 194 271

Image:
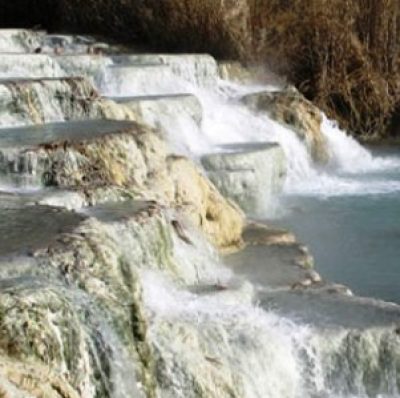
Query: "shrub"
249 0 400 138
57 0 251 60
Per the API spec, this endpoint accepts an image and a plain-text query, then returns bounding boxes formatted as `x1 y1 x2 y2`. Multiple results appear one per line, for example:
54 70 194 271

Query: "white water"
101 60 400 198
198 83 400 198
108 62 400 397
142 265 400 398
1 39 400 396
143 271 313 398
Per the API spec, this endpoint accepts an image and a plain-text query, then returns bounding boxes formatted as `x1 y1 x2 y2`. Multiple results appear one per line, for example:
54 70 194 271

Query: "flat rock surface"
0 195 157 258
225 242 312 288
0 76 69 84
81 200 155 222
260 289 400 330
0 119 136 149
217 142 281 155
109 93 195 103
225 223 312 288
0 193 84 258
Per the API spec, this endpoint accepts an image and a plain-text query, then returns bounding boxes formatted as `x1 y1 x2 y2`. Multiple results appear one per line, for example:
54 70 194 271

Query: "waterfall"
103 61 400 398
101 62 400 198
322 116 400 178
1 34 400 397
141 248 400 398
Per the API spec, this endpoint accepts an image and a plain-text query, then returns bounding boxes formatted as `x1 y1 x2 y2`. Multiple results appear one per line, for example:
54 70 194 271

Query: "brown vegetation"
2 0 400 137
56 0 251 60
249 0 400 138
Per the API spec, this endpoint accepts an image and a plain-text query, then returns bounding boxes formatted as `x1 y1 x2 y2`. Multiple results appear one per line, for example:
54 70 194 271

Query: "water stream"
132 70 400 305
118 68 400 396
1 43 400 397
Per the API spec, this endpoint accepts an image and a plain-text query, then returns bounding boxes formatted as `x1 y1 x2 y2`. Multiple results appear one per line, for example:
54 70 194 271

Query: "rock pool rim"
108 93 195 103
0 76 86 84
210 142 281 156
0 119 138 149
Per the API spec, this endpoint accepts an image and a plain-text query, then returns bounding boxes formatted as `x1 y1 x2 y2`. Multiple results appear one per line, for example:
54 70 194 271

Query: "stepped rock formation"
0 29 400 398
201 143 286 216
0 117 244 250
0 77 102 126
242 87 330 164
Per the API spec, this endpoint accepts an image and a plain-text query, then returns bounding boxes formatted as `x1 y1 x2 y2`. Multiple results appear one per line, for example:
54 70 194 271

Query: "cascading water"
141 234 400 398
100 57 400 397
104 61 400 199
101 61 319 182
1 36 400 397
102 59 392 192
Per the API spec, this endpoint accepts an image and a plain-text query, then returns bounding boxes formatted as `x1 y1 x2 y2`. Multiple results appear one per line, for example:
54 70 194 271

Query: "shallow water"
273 147 400 304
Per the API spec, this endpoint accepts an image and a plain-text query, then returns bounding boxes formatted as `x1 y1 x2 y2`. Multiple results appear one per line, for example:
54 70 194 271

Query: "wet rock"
242 87 330 164
171 219 193 245
103 64 179 97
56 54 113 83
34 189 87 210
0 54 63 78
306 270 322 283
111 53 219 88
0 287 96 395
0 356 81 398
3 30 398 398
0 29 43 53
201 142 286 216
225 222 315 289
243 222 297 246
109 93 203 132
0 77 103 127
0 115 244 250
0 198 197 397
317 283 354 296
0 75 201 152
168 155 245 251
0 120 145 188
39 34 112 56
0 195 84 258
218 61 253 82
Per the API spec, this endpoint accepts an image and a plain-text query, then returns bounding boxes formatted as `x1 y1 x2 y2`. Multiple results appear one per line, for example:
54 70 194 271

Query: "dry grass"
248 0 400 137
56 0 251 59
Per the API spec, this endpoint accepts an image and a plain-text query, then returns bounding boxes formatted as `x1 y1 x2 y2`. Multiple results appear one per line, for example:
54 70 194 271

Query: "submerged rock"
243 221 297 246
201 142 286 216
225 221 315 290
242 87 330 164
